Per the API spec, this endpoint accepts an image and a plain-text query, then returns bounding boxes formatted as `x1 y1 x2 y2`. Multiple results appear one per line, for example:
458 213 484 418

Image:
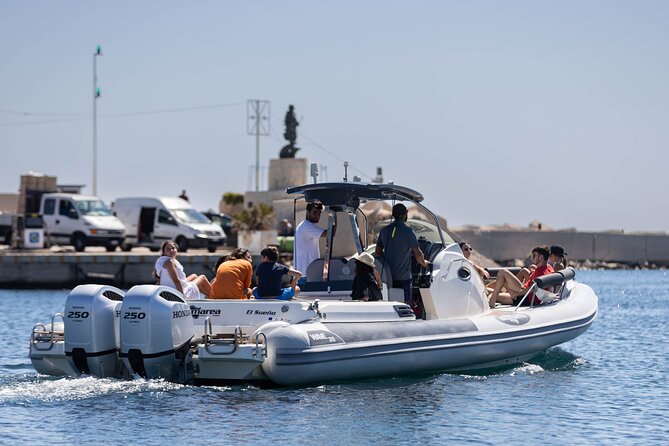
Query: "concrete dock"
0 248 228 289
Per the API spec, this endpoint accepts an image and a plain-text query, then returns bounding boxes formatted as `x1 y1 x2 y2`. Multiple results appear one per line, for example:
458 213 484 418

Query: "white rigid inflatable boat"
29 182 598 386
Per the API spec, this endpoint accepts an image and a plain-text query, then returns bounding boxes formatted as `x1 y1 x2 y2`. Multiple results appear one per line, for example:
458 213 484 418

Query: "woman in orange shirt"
210 248 254 299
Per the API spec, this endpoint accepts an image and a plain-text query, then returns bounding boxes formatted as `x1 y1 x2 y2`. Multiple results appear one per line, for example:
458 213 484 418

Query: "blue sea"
1 270 667 445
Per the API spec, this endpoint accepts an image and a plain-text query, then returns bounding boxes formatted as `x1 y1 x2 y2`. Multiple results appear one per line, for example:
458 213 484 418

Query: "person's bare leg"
516 268 531 283
495 292 514 305
191 275 212 296
489 266 531 293
489 269 524 307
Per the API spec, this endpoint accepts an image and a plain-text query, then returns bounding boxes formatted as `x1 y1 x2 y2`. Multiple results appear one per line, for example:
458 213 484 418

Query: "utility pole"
246 100 270 191
92 45 102 196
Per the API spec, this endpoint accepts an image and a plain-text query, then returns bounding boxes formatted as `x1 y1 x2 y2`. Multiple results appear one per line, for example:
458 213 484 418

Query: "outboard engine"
64 284 128 378
119 285 194 383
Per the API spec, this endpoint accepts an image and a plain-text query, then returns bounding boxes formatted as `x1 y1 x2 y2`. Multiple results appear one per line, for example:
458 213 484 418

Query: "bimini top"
286 182 423 207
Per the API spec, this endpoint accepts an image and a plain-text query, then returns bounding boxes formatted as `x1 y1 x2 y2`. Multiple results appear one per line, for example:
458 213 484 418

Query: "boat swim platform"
0 249 230 289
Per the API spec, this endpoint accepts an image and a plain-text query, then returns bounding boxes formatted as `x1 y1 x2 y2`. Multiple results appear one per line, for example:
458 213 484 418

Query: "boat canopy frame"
287 182 445 247
288 182 447 287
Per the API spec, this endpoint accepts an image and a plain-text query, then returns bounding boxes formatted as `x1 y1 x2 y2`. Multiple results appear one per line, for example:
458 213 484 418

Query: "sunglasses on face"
463 247 472 252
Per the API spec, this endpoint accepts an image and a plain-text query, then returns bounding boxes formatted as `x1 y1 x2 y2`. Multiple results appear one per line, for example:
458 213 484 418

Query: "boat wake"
457 347 586 379
528 347 586 371
0 374 184 405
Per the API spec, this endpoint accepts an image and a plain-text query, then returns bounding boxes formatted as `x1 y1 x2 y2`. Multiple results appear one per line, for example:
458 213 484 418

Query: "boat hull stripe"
274 310 597 366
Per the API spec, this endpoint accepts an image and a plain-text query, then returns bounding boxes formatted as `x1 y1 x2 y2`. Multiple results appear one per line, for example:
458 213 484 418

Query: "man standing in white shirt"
294 200 327 275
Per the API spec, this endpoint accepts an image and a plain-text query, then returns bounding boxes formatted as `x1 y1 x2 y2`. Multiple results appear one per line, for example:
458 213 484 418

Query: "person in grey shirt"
375 203 430 305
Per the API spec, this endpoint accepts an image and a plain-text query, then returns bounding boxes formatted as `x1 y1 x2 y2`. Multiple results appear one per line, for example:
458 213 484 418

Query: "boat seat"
305 259 325 282
375 257 404 302
305 258 356 282
303 258 355 295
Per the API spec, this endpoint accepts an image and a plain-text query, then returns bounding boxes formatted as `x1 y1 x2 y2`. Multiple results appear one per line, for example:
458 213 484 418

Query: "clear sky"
2 1 667 233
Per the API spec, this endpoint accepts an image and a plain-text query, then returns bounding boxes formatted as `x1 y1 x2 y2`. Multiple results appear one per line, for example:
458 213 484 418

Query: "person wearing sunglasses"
459 241 490 280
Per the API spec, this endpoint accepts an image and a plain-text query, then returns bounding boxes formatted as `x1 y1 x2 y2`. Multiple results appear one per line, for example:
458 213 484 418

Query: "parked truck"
40 193 126 252
0 213 12 245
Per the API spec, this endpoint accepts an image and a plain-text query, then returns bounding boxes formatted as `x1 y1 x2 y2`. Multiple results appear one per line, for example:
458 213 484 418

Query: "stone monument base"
268 158 307 191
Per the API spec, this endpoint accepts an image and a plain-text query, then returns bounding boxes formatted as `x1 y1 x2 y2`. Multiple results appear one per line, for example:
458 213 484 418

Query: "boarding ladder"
201 317 267 359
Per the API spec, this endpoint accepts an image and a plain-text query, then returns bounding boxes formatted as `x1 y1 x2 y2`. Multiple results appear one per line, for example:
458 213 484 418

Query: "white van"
111 197 225 252
40 193 126 252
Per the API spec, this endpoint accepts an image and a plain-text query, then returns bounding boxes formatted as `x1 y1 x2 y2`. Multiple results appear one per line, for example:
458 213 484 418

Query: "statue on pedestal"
280 104 300 158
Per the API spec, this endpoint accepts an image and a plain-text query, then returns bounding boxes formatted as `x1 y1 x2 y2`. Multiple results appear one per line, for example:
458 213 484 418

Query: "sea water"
1 270 667 445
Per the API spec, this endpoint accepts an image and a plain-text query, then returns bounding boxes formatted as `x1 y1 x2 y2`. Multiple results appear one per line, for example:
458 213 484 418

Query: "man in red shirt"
488 245 554 308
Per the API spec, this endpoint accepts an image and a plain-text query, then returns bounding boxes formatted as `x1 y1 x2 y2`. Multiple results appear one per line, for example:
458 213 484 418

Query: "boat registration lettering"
307 330 344 346
246 309 276 316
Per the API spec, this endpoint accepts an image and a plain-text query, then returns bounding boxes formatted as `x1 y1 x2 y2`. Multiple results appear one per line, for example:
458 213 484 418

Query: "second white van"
111 197 226 252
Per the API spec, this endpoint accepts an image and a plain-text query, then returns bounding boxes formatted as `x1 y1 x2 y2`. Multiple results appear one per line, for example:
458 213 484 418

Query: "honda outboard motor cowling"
64 284 128 378
119 285 194 383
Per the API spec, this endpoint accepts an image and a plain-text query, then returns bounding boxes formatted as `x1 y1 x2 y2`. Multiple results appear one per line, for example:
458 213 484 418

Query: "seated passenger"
549 245 567 271
210 248 253 299
253 246 301 300
154 240 211 299
488 245 554 308
350 252 382 302
459 242 490 280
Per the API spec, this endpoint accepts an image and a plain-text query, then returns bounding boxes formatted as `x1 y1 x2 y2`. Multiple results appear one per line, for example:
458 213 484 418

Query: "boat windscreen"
373 218 454 245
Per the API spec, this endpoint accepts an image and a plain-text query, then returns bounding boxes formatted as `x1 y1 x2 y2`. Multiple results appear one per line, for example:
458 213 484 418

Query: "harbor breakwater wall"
0 252 222 288
2 229 668 289
451 229 669 265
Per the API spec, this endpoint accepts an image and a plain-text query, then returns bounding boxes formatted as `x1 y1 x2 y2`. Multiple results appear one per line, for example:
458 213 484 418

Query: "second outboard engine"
119 285 194 383
64 284 128 378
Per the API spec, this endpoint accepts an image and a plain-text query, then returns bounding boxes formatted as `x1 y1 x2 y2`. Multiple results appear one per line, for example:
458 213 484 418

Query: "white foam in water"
510 363 545 376
0 375 184 405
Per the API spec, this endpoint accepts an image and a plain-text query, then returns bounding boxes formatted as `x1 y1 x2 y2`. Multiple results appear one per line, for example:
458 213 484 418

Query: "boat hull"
259 283 597 385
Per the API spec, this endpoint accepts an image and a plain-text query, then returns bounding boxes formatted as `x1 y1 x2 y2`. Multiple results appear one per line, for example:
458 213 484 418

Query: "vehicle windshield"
373 218 454 245
75 200 113 216
173 208 211 224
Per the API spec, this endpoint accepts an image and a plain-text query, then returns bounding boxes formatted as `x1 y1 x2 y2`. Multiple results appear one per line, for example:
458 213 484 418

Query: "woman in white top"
154 240 212 299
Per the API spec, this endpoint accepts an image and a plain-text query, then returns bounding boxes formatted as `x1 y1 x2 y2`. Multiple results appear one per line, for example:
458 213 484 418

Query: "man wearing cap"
374 203 430 305
294 200 328 275
549 245 567 271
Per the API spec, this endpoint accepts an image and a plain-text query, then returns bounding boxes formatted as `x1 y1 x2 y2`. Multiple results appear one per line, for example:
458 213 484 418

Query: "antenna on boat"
343 161 349 182
310 163 319 183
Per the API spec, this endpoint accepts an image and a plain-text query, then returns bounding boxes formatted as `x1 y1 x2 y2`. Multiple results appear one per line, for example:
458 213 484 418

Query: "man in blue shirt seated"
253 246 302 300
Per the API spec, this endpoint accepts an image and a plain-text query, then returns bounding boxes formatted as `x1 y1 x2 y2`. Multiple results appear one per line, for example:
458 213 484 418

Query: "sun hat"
351 251 376 269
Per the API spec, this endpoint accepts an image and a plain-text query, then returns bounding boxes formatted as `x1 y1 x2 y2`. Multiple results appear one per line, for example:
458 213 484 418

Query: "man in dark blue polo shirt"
374 203 430 305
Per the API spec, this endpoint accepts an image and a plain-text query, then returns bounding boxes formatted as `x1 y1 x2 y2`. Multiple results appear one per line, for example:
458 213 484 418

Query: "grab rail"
30 313 65 351
513 267 576 311
254 333 267 359
513 283 537 311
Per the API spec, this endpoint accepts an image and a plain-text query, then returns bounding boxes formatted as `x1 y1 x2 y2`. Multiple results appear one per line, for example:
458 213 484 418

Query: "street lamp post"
93 45 102 195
